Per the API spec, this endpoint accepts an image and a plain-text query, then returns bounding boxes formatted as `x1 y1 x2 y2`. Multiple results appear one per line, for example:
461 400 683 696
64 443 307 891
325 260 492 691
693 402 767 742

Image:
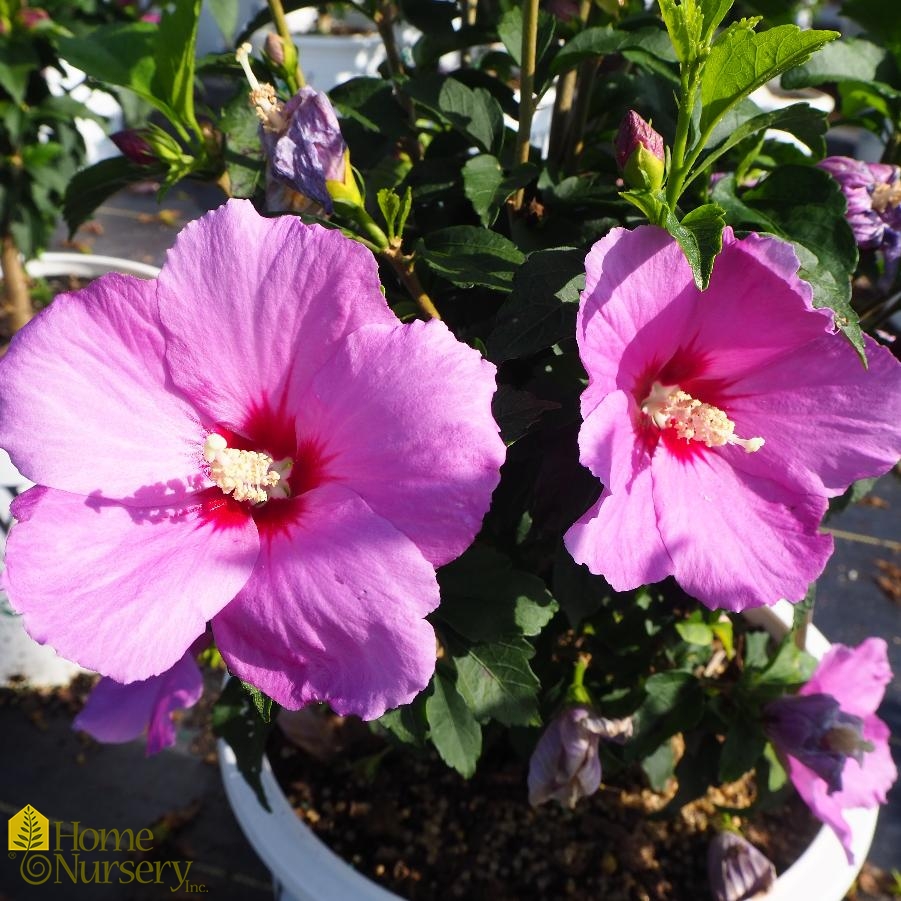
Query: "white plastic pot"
0 253 160 688
220 602 879 901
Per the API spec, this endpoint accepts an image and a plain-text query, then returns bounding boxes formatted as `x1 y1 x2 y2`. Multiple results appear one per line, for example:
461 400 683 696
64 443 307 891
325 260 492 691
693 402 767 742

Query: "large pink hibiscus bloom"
565 226 901 611
0 199 505 719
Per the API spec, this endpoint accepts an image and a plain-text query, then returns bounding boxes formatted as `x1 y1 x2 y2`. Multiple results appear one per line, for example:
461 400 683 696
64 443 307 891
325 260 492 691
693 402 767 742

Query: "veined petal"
213 484 439 720
298 320 504 567
156 200 395 429
4 486 258 682
801 638 893 718
650 447 832 610
0 273 205 503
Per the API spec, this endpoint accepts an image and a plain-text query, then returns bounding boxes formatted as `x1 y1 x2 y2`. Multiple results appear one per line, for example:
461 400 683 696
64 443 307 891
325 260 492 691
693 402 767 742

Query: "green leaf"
377 186 413 242
552 544 609 627
452 637 542 726
497 7 557 67
417 225 525 291
463 155 537 227
492 386 560 445
330 77 411 137
206 0 241 44
675 620 714 645
699 23 839 138
437 545 557 643
219 92 265 198
743 630 771 670
212 677 274 810
641 739 676 791
64 156 165 236
0 41 38 105
151 0 203 136
488 247 585 361
240 681 275 723
436 79 505 154
657 0 704 64
782 37 892 90
631 671 705 753
425 672 482 777
378 698 427 746
713 167 864 360
719 717 767 782
754 634 817 690
551 25 676 76
665 203 726 290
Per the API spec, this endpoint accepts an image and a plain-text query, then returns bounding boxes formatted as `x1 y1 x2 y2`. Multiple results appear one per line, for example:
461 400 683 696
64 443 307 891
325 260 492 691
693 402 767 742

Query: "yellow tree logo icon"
8 806 49 852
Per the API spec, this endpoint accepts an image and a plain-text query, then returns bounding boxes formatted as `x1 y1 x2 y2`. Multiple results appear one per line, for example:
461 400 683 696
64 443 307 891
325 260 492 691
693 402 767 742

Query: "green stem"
512 0 541 210
267 0 304 90
374 0 405 78
383 249 442 320
565 653 592 706
665 61 702 208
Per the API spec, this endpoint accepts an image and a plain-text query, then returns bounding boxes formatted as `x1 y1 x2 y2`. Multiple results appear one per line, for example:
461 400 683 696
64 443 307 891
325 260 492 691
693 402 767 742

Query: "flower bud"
615 110 665 192
264 32 285 67
528 706 633 809
18 7 49 29
764 692 873 795
111 130 157 167
707 832 776 901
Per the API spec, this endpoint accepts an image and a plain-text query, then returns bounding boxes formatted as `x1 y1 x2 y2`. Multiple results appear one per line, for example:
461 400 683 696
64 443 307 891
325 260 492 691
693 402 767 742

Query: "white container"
220 602 879 901
0 253 160 688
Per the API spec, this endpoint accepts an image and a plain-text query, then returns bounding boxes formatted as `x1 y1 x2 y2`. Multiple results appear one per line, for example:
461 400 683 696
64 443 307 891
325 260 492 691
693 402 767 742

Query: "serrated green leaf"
436 79 505 154
219 92 265 198
452 637 541 727
463 155 537 227
491 386 560 445
782 37 892 90
665 203 726 290
631 671 705 754
658 0 704 63
426 672 482 778
240 680 275 723
551 25 676 76
437 545 557 642
417 226 525 290
488 248 584 361
378 700 427 746
755 634 817 689
699 23 839 137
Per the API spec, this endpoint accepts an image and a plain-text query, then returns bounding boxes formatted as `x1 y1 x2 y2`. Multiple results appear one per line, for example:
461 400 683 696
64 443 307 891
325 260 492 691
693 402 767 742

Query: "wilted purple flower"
528 706 632 808
765 639 897 862
111 129 157 167
818 156 901 267
707 832 776 901
615 110 665 191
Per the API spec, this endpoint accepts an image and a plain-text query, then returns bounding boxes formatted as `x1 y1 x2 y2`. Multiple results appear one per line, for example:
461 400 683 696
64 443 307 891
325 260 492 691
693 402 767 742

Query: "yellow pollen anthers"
236 43 286 132
641 382 765 454
871 179 901 214
203 433 282 504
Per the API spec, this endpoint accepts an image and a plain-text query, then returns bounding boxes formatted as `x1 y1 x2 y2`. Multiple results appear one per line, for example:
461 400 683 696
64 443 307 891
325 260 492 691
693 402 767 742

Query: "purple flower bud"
528 706 632 808
707 832 776 901
818 156 901 265
18 7 49 29
110 130 157 167
264 32 285 67
765 692 873 795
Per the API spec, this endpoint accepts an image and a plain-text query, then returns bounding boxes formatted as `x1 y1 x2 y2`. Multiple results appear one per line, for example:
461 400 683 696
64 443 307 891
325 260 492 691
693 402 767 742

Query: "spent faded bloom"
766 639 897 862
565 226 901 611
707 832 776 901
0 199 504 720
818 156 901 266
614 110 665 192
74 639 208 755
528 706 632 808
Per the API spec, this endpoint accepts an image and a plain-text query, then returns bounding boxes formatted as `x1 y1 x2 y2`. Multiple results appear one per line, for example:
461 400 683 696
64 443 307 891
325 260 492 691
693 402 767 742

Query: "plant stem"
374 0 405 78
512 0 541 210
666 61 701 208
565 57 598 170
1 233 32 337
267 0 304 90
383 249 441 320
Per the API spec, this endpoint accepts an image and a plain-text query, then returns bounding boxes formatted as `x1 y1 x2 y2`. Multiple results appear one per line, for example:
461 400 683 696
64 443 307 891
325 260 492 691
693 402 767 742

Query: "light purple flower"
707 832 776 901
75 643 205 755
0 199 504 720
769 639 897 862
528 706 632 808
564 226 901 611
818 156 901 265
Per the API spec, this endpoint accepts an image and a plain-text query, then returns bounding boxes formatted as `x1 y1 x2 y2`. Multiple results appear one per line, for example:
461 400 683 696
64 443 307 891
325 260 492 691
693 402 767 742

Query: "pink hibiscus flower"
0 199 504 719
565 226 901 610
766 639 897 862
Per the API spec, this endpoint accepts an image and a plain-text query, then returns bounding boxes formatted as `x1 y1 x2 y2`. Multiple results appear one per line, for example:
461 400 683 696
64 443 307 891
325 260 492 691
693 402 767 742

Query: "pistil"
203 433 289 504
641 382 764 453
236 43 286 132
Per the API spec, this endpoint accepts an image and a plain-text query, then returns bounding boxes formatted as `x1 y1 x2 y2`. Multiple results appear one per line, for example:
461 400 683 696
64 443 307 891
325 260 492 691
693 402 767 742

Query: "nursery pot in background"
0 253 160 688
219 602 880 901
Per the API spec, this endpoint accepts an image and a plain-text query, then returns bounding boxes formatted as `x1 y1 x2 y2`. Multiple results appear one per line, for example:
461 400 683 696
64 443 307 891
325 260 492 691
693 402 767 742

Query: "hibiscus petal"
801 638 893 718
157 200 395 429
0 274 205 503
4 486 258 682
74 650 203 754
579 226 694 402
298 320 504 567
722 335 901 497
651 448 832 609
213 484 439 720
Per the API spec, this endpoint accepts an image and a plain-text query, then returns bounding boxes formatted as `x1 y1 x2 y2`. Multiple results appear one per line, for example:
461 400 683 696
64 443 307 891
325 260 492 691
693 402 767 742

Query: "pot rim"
24 251 160 281
219 601 880 901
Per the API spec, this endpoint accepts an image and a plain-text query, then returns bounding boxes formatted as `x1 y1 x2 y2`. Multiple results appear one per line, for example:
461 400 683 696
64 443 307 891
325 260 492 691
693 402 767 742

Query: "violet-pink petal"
0 273 204 503
800 638 893 718
156 200 395 430
578 226 694 401
651 448 832 609
74 651 203 754
297 320 504 567
4 486 258 682
212 484 439 720
724 336 901 498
